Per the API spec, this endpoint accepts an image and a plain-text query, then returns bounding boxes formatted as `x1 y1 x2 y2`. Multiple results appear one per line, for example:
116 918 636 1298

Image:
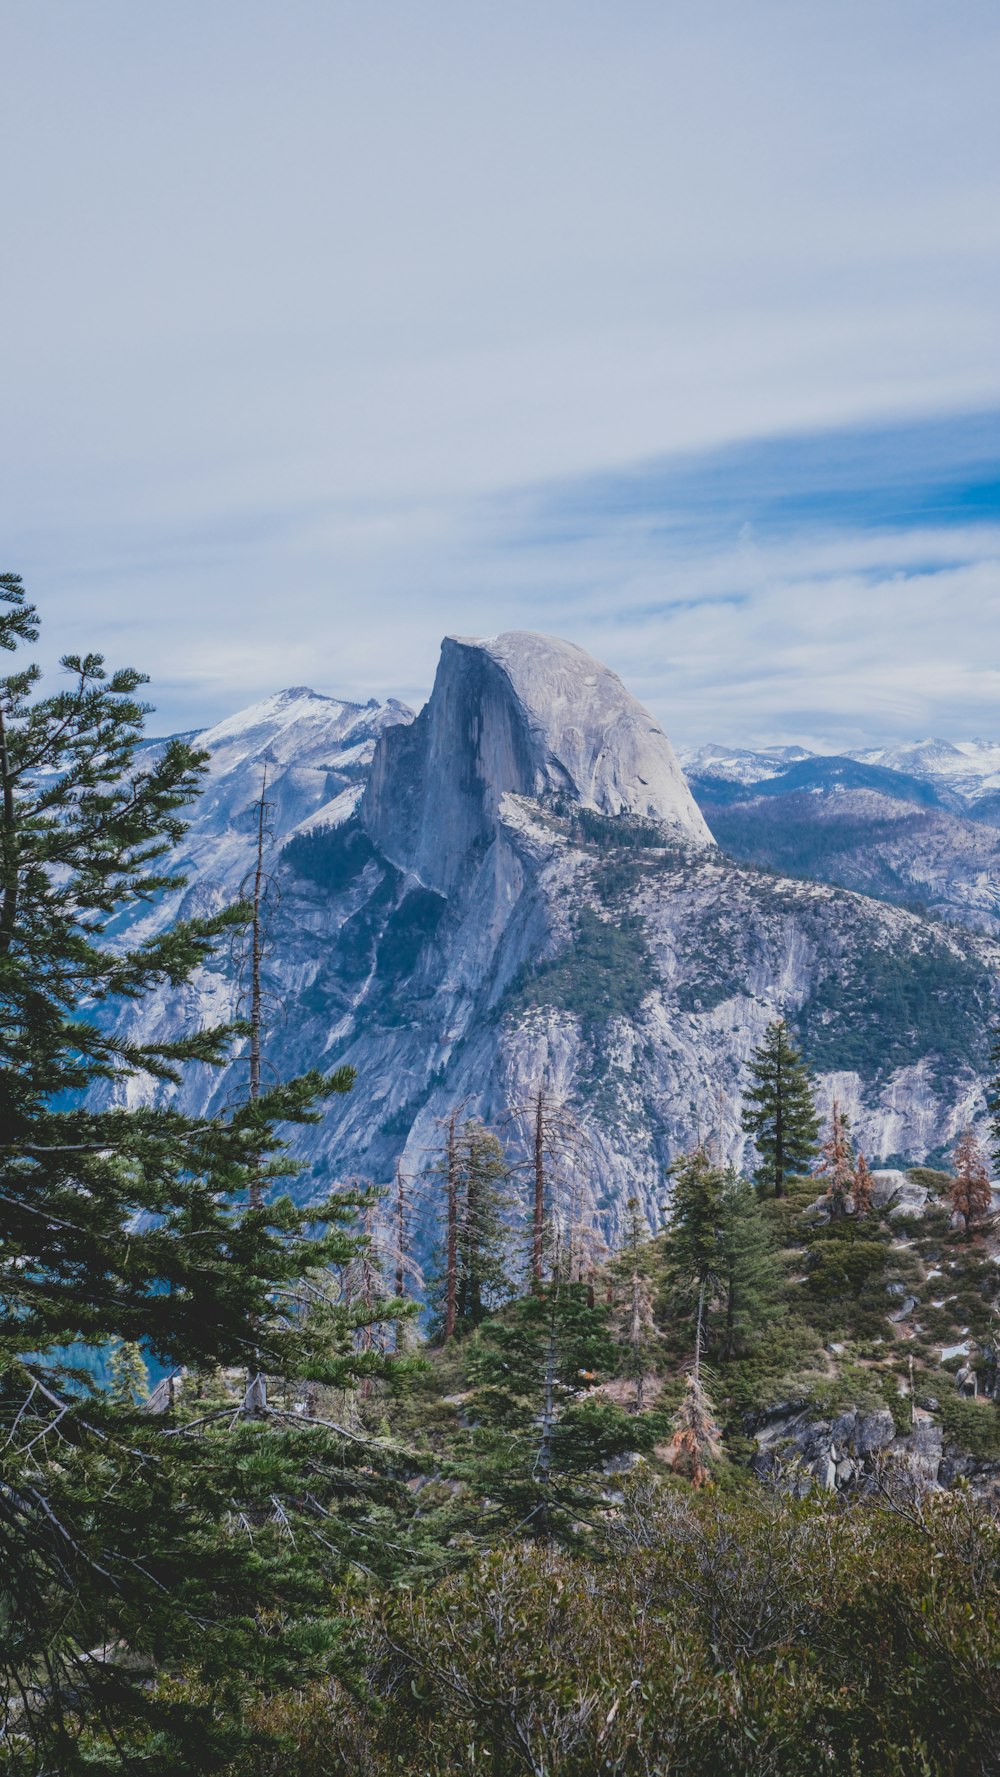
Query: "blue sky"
2 2 999 746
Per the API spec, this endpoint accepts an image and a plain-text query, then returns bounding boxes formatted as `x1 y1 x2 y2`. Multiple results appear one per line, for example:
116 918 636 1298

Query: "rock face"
108 633 1000 1256
751 1401 1000 1504
361 633 713 892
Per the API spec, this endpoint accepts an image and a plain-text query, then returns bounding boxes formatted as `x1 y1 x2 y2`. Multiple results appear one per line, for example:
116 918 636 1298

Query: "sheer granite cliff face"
108 634 1000 1249
361 633 712 892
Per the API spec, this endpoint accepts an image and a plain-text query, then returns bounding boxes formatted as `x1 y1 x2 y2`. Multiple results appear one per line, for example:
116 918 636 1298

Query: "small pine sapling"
107 1339 150 1408
661 1369 722 1488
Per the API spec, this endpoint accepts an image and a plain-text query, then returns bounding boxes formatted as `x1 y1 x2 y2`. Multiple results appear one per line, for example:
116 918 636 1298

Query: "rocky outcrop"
751 1401 1000 1503
360 632 713 893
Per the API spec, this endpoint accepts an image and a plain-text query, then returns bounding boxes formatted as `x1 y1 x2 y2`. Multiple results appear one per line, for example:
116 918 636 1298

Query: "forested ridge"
2 580 1000 1776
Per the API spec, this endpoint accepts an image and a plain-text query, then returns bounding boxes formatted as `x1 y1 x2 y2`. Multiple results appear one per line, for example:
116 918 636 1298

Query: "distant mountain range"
678 738 1000 936
106 640 1000 1251
680 737 1000 814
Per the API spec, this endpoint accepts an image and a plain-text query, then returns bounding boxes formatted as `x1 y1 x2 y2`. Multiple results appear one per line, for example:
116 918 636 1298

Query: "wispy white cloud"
2 4 999 739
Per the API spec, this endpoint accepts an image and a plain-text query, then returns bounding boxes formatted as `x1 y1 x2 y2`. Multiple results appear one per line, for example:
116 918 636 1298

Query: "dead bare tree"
502 1086 597 1290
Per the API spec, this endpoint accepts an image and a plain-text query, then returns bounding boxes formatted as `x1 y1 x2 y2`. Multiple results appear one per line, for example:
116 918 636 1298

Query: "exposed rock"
360 632 713 893
889 1295 920 1323
752 1405 896 1493
752 1399 1000 1502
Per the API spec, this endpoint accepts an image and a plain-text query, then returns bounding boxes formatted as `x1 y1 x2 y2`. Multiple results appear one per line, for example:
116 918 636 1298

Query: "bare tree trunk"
247 764 268 1212
630 1268 645 1412
0 704 18 957
394 1162 407 1352
536 1303 556 1540
774 1046 784 1197
694 1279 706 1383
244 767 270 1412
358 1200 375 1399
532 1089 545 1289
722 1271 736 1362
243 1370 268 1417
445 1113 459 1342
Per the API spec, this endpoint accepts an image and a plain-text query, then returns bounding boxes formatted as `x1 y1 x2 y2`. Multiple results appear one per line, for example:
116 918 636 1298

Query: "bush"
237 1486 1000 1777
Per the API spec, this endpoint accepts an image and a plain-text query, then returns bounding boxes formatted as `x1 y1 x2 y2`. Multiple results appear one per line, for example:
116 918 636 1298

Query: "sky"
2 1 999 748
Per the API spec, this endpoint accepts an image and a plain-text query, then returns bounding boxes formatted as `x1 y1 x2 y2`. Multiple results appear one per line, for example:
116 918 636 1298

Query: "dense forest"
2 578 999 1775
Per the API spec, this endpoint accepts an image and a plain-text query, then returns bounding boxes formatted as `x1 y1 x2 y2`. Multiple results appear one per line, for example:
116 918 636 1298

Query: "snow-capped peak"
200 687 359 749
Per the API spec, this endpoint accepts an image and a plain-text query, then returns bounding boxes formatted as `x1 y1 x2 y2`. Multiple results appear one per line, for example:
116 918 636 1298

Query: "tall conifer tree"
717 1168 783 1359
0 575 407 1768
464 1279 630 1544
741 1018 820 1197
429 1118 515 1338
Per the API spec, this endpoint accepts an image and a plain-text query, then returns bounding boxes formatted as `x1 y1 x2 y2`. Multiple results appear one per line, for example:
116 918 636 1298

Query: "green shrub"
237 1487 1000 1777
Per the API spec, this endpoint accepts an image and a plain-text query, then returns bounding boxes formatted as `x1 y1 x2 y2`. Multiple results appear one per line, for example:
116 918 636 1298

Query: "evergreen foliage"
463 1280 634 1543
5 577 1000 1775
717 1167 784 1358
511 904 653 1026
796 939 993 1082
0 578 411 1769
663 1147 727 1305
106 1337 149 1407
427 1118 516 1338
741 1018 820 1196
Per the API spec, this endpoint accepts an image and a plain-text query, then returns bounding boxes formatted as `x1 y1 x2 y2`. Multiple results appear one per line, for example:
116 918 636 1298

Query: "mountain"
674 742 814 787
361 632 714 888
110 635 1000 1252
684 749 1000 935
165 684 414 882
682 735 1000 816
853 738 1000 812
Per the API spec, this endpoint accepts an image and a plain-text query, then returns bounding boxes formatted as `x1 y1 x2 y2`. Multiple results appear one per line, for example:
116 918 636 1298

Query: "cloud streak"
2 5 998 741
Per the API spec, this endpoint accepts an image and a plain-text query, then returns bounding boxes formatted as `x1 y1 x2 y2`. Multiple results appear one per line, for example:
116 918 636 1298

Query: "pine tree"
817 1099 855 1217
457 1120 516 1329
741 1018 820 1197
664 1147 727 1344
717 1168 783 1359
107 1338 149 1407
0 575 403 1767
464 1280 632 1544
661 1369 721 1488
428 1118 516 1338
609 1198 659 1410
853 1151 875 1218
949 1127 993 1240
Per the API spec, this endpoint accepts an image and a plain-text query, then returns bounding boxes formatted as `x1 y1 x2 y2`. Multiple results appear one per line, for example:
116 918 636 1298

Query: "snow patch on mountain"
852 738 1000 805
